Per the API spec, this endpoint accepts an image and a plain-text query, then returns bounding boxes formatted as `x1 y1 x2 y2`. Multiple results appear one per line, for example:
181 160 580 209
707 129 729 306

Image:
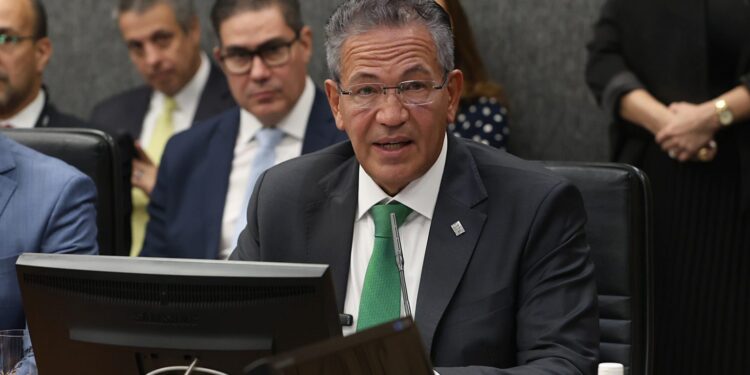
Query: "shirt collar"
356 135 448 221
152 52 210 114
1 89 45 129
238 76 315 144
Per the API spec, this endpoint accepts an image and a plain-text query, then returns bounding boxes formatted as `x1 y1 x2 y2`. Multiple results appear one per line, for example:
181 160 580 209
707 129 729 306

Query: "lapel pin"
451 221 465 237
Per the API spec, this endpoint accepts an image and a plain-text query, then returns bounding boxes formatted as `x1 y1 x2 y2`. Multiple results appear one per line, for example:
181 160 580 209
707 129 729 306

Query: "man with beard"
0 0 87 129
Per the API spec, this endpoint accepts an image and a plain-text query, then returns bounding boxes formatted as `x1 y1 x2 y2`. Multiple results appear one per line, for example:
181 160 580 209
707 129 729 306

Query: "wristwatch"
714 99 734 126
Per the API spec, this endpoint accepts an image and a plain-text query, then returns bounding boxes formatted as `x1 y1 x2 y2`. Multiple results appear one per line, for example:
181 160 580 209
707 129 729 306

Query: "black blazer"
585 0 750 164
231 136 600 374
34 89 90 128
88 62 235 138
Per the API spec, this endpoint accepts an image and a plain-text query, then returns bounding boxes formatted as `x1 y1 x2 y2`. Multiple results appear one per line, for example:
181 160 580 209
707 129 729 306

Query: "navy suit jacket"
231 136 599 374
0 133 98 330
140 88 347 259
88 62 235 138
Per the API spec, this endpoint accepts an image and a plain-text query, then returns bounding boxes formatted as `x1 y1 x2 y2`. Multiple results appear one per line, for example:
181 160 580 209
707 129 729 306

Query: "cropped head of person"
324 0 463 195
434 0 505 104
0 0 52 119
211 0 313 127
116 0 202 97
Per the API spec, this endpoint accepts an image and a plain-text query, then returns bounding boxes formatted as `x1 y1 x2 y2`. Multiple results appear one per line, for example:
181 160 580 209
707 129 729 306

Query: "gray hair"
325 0 454 82
117 0 197 32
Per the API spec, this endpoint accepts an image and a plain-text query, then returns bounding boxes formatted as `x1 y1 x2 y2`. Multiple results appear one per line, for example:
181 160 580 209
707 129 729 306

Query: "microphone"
389 213 412 317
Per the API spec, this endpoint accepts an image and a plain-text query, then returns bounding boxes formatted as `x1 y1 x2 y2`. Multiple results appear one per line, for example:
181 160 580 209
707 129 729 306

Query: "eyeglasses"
0 33 35 49
219 33 299 75
337 74 450 108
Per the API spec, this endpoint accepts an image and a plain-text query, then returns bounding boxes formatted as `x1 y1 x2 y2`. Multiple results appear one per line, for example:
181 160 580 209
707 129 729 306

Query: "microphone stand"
389 213 412 317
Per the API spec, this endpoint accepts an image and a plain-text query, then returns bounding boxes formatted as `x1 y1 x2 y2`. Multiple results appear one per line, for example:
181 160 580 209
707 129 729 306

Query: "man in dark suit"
90 0 235 255
0 0 87 129
231 0 599 373
140 0 346 260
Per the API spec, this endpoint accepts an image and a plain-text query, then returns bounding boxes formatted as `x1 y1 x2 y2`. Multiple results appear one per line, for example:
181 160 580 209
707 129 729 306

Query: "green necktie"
357 202 413 331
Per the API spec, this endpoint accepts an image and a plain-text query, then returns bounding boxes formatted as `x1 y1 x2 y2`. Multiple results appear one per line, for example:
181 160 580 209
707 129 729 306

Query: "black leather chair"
544 162 653 375
1 128 128 256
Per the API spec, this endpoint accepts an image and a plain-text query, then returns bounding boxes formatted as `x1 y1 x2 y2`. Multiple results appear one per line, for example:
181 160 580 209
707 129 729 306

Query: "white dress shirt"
1 90 45 128
138 53 211 146
219 76 316 259
342 135 448 336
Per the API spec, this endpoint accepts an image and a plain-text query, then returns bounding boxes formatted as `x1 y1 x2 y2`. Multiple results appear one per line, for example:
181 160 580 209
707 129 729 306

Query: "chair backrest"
2 128 128 256
544 162 653 375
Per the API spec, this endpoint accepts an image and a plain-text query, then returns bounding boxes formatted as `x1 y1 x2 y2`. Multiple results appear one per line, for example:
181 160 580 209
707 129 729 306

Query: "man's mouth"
375 141 411 150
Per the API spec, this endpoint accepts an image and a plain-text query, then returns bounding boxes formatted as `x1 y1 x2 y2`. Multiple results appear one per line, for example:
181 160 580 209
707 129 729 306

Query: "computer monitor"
245 317 433 375
16 253 341 375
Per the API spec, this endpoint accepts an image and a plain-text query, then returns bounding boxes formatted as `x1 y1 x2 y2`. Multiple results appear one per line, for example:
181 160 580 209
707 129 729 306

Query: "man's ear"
187 16 201 44
445 69 463 124
324 79 345 131
213 46 225 72
34 37 52 73
297 26 314 65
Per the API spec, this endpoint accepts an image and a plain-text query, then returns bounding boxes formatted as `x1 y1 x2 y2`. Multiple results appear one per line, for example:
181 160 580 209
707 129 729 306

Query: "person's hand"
131 143 158 196
655 101 720 162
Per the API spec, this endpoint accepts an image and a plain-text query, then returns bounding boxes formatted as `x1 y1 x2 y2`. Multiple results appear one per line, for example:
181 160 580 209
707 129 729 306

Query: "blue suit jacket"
0 134 98 330
140 88 347 259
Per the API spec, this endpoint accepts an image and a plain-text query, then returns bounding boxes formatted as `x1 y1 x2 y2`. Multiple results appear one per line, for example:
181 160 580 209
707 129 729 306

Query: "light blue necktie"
233 128 285 245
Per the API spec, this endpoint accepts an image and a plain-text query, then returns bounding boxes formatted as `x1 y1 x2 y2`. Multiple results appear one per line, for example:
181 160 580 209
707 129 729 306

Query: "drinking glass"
0 330 34 375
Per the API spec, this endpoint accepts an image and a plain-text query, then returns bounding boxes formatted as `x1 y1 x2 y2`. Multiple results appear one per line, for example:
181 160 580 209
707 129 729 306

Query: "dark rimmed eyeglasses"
218 33 300 75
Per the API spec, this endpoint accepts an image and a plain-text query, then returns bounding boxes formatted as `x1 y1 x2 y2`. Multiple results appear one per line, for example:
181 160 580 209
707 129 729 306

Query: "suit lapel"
194 63 234 123
304 146 359 311
128 89 153 137
415 136 488 355
0 137 18 219
301 89 341 154
199 111 240 258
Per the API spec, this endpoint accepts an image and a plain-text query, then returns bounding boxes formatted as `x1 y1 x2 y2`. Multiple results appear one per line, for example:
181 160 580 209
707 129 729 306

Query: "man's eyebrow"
224 36 293 51
0 27 18 35
124 29 173 44
402 65 433 77
347 72 380 83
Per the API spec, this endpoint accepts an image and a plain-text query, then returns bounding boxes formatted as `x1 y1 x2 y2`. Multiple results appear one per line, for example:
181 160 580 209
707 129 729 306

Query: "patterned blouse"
448 96 509 151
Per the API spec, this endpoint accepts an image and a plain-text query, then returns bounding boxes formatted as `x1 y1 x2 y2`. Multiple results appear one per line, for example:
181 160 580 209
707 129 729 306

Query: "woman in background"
436 0 510 151
586 0 750 373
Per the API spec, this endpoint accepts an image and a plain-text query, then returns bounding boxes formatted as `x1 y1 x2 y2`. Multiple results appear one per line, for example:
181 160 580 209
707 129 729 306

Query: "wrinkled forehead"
339 24 442 82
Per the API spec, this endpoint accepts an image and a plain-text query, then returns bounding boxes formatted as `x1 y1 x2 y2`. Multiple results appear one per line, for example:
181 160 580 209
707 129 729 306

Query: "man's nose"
143 44 164 67
375 93 409 127
249 55 272 81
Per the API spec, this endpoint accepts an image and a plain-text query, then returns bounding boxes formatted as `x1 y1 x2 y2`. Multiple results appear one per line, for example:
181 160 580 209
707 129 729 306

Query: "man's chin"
149 79 181 97
245 102 287 125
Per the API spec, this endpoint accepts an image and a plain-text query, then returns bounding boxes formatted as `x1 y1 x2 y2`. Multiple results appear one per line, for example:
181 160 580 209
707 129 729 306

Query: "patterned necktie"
233 127 285 246
357 202 413 331
131 97 177 256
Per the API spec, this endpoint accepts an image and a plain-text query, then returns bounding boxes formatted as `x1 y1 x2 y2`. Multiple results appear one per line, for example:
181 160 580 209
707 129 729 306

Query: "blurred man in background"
90 0 235 256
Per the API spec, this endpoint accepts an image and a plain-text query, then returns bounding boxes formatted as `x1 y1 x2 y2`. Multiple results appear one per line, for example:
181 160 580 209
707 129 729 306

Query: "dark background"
44 0 609 161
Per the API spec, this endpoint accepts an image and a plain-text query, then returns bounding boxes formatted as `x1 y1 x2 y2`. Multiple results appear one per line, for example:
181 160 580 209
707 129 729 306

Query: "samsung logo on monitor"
134 312 198 326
